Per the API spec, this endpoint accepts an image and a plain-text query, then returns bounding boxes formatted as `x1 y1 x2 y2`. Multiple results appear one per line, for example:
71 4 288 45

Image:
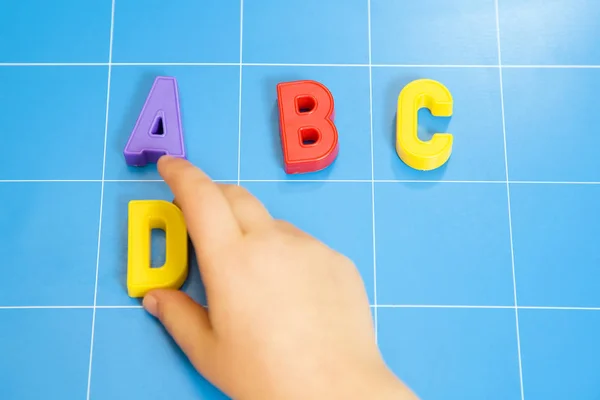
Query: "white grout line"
366 0 379 344
0 305 143 309
3 179 600 185
375 179 504 184
2 304 600 311
3 62 600 69
86 2 115 399
236 179 373 183
374 64 499 68
502 64 600 69
378 305 600 311
243 62 368 67
0 179 240 183
377 304 514 309
97 305 144 309
509 180 600 185
0 180 102 183
0 306 94 309
105 179 165 182
113 62 239 67
237 0 244 186
495 2 525 399
376 305 600 311
0 63 109 67
519 306 600 311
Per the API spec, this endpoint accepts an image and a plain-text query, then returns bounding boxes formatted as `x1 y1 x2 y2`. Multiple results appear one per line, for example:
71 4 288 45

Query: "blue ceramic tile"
499 0 600 65
112 0 240 63
378 308 522 400
2 0 599 397
519 309 600 399
104 66 240 181
375 182 514 306
243 182 375 303
371 0 498 65
243 0 368 64
503 68 600 182
372 67 506 181
90 309 227 400
97 182 208 306
0 67 107 180
1 0 111 62
0 309 92 399
240 66 372 180
510 184 600 307
0 183 100 306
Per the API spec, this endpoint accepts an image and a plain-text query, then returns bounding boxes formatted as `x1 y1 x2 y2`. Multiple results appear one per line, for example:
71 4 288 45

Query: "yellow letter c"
396 79 453 171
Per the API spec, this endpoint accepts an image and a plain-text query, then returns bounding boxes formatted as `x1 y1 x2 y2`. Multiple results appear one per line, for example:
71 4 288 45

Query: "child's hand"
143 156 418 400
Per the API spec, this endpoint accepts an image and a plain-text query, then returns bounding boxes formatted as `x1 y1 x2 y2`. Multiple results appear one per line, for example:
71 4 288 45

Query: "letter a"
124 76 185 166
277 80 339 174
127 200 188 298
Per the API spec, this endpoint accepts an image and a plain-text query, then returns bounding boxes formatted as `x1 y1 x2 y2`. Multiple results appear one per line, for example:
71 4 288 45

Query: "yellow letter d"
127 200 188 298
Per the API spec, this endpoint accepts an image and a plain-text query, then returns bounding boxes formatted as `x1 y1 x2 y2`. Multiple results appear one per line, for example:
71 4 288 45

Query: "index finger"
157 156 242 262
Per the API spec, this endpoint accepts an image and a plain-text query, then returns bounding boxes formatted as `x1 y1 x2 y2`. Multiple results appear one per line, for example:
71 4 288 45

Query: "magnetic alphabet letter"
277 80 339 174
396 79 453 171
127 200 188 298
124 76 185 166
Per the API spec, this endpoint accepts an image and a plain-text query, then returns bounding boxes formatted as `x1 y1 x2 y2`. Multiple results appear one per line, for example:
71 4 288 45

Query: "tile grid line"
3 179 600 185
495 2 525 399
236 0 244 185
5 62 600 69
366 0 378 343
3 305 600 311
86 1 116 399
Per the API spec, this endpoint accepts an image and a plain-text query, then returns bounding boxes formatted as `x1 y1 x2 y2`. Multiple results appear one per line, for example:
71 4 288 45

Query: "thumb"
143 289 216 374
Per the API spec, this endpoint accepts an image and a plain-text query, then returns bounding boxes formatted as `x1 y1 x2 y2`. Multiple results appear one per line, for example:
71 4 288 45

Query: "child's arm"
143 155 419 400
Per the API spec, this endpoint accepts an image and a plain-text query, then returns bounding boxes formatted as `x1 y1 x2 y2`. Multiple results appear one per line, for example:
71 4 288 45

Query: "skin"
143 155 419 400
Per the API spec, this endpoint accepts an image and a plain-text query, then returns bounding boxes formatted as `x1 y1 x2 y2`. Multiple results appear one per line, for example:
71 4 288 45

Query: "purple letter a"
124 76 185 166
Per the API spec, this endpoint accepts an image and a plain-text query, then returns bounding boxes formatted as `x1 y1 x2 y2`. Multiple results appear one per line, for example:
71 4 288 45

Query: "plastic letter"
124 76 185 166
127 200 188 298
396 79 453 171
277 80 339 174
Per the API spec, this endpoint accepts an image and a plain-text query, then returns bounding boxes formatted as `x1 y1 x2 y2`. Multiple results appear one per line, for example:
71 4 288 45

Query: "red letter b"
276 80 339 174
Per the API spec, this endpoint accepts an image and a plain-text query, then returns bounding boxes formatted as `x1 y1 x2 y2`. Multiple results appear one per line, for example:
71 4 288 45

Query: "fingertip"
157 154 177 176
143 288 180 318
158 156 212 184
158 154 174 161
140 289 215 368
142 293 159 317
157 154 174 164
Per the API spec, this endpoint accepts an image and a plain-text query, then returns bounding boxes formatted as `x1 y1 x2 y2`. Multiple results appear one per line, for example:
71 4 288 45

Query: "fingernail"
143 294 158 317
